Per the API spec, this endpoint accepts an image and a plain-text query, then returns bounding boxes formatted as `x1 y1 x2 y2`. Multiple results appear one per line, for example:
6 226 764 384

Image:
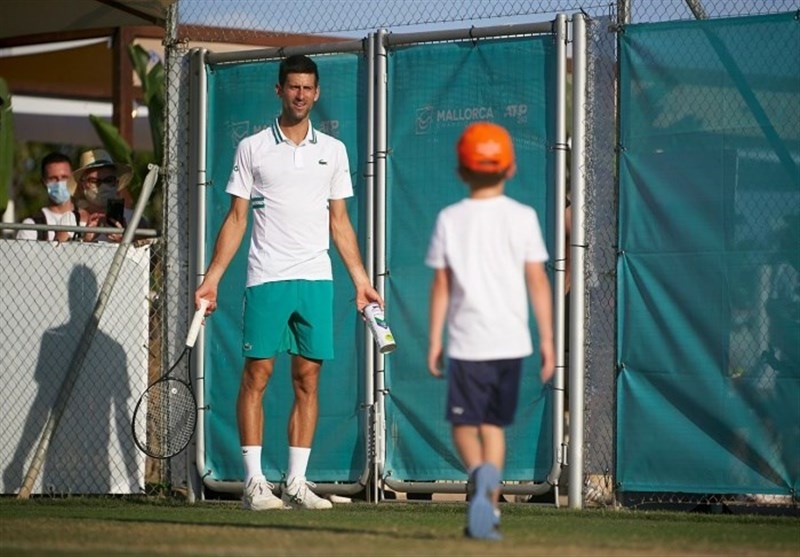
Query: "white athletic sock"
287 446 311 483
242 446 263 485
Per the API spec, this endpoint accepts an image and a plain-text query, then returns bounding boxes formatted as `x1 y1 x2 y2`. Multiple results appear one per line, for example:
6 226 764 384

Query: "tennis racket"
131 299 209 459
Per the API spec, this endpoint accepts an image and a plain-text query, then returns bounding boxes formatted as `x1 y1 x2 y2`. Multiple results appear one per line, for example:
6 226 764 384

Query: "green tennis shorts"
241 279 334 360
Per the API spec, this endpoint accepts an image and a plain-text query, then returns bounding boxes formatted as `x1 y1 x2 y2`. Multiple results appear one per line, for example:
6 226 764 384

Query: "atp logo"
317 120 340 136
504 104 528 124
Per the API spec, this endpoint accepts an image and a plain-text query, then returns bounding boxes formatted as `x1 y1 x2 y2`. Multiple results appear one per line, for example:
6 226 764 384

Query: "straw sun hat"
73 149 133 191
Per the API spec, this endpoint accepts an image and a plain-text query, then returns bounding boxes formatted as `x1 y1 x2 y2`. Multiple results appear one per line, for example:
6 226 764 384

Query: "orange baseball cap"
457 122 515 173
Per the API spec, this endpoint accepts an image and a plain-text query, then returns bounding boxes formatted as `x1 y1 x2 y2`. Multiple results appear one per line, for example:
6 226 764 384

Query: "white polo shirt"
425 195 549 360
226 119 354 287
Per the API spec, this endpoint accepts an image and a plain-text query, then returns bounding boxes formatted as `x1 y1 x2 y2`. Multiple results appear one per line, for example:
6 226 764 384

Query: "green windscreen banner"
384 35 556 481
203 53 367 482
617 12 799 494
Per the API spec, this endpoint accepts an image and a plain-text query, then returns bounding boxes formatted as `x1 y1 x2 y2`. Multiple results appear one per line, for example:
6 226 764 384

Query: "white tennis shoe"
241 476 285 510
281 477 333 510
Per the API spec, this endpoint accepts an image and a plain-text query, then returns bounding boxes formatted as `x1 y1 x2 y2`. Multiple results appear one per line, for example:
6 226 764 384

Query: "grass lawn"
1 496 798 556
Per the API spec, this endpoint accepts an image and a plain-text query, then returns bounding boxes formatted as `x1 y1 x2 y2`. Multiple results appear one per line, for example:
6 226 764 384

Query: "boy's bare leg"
454 424 504 505
452 425 482 470
479 424 505 506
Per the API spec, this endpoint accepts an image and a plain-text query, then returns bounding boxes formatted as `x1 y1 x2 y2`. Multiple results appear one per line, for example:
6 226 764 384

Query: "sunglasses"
84 176 118 187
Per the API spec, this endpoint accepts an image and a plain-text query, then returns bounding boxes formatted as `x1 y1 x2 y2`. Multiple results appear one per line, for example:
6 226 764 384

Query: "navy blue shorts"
445 358 523 426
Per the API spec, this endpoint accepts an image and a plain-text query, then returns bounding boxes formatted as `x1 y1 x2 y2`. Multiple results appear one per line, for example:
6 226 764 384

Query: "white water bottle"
363 302 397 354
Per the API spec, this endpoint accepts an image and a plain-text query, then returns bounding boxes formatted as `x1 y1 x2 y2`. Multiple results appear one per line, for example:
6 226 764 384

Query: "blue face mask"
47 180 72 205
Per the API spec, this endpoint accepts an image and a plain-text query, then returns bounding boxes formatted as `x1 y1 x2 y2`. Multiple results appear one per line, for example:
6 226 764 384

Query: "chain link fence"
0 237 162 495
167 0 795 510
2 0 795 508
177 0 791 35
611 9 798 512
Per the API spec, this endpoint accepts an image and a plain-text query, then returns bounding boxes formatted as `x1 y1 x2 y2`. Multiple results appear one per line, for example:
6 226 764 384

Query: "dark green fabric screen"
384 36 556 481
617 12 799 495
203 53 367 482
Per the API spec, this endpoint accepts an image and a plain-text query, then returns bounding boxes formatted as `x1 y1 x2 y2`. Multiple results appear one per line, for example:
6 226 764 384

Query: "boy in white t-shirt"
426 122 555 540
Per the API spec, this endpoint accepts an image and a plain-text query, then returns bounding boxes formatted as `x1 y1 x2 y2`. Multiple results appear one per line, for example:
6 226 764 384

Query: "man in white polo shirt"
195 55 382 511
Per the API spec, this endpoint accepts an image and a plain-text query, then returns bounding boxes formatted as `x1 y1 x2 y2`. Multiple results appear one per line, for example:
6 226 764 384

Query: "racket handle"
186 298 210 348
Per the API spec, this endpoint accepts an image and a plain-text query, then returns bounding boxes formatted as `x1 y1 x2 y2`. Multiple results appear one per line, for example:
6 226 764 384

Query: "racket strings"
133 378 196 458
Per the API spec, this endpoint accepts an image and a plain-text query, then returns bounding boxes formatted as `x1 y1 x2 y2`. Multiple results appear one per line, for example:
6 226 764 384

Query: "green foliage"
130 44 165 165
89 43 165 229
88 115 133 172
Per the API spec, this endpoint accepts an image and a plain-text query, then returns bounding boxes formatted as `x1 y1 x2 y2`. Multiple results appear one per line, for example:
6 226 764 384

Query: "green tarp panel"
617 12 800 495
203 53 367 482
384 35 556 481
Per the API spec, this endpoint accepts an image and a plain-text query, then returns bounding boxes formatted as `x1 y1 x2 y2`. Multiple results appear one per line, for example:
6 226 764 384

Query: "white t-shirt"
16 207 81 241
425 195 549 360
226 119 354 287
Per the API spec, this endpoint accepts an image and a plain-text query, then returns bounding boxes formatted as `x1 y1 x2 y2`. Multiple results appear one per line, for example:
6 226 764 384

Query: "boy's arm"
525 261 555 383
428 268 450 377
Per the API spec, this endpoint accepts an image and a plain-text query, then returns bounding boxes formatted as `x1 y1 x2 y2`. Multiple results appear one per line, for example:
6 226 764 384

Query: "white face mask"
47 180 71 205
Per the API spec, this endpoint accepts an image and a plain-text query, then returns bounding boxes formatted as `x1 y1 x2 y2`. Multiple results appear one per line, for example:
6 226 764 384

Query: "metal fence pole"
373 27 389 502
568 11 588 510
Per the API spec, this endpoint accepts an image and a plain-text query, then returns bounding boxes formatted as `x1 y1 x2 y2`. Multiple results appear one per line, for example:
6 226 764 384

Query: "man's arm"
195 195 250 313
329 197 382 311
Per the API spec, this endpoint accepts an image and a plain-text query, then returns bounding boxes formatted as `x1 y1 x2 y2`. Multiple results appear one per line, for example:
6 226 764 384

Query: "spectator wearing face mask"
73 149 134 243
16 152 83 242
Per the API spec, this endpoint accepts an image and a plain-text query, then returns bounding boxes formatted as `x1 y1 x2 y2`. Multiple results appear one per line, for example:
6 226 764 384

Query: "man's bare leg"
238 357 275 445
288 355 322 447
